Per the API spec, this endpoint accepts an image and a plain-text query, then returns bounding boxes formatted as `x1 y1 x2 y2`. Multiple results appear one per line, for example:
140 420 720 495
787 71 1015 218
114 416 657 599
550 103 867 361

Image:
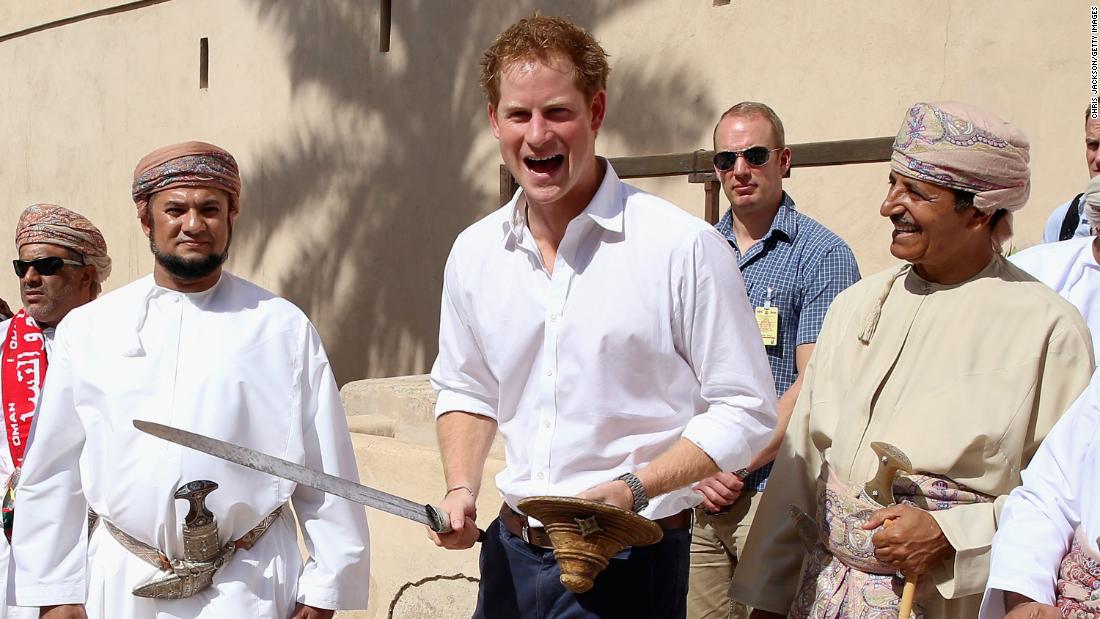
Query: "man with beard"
729 102 1094 618
0 204 110 619
11 142 370 619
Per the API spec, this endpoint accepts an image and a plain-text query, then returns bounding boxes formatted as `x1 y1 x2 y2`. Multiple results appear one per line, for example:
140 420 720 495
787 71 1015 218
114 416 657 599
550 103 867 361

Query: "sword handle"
426 503 452 534
426 503 486 543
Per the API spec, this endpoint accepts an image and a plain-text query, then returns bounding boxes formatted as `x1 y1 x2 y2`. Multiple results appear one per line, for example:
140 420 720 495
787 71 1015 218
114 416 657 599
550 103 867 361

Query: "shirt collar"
768 193 798 241
717 191 798 249
503 158 624 246
125 272 227 357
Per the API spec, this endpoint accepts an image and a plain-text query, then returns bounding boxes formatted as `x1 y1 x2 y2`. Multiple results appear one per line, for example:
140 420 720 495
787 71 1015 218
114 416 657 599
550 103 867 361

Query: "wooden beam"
788 136 895 168
0 0 173 44
607 136 893 180
495 136 894 210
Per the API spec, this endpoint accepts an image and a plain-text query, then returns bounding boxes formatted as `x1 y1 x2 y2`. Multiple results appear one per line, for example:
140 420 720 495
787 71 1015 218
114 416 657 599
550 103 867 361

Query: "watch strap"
615 472 649 513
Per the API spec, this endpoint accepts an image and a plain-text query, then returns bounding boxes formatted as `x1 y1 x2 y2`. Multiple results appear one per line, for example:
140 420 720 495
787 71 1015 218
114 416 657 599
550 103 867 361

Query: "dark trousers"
473 517 691 619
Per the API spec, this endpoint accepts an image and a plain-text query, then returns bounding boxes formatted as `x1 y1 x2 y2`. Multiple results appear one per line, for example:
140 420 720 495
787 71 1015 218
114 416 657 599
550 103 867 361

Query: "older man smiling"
730 101 1094 619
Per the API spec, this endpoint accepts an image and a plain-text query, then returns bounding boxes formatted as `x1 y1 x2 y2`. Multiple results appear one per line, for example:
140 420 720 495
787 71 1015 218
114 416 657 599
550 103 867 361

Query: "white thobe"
431 160 778 521
980 370 1100 617
11 273 370 618
0 318 51 619
1011 235 1100 354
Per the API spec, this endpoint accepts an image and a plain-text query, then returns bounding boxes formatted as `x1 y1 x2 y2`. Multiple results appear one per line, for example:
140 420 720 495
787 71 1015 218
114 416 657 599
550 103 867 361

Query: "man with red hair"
429 15 777 618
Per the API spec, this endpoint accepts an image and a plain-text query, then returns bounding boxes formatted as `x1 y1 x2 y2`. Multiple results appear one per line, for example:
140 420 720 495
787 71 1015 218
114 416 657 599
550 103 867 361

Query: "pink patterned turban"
891 101 1030 214
16 203 112 282
131 141 241 214
891 101 1030 246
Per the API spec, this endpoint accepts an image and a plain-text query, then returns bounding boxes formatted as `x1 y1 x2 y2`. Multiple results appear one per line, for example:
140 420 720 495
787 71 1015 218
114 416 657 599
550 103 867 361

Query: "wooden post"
379 0 391 52
704 180 721 225
499 164 519 206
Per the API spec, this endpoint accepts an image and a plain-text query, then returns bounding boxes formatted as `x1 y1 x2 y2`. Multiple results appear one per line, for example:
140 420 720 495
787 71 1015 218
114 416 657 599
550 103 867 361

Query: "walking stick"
882 518 917 618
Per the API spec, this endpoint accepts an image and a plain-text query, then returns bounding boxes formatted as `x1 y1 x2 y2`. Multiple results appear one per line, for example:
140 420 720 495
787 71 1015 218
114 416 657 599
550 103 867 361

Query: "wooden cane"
882 518 918 618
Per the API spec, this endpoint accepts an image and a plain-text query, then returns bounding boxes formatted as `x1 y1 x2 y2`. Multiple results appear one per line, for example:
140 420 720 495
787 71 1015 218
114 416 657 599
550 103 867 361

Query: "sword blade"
133 420 451 533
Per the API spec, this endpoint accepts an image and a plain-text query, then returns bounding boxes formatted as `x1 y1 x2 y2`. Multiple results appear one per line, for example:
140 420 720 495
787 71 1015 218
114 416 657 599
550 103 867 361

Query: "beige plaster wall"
1 0 1095 384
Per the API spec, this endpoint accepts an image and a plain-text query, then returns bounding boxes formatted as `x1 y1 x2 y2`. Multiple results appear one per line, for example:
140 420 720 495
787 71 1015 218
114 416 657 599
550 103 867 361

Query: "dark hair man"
0 203 109 619
12 143 370 619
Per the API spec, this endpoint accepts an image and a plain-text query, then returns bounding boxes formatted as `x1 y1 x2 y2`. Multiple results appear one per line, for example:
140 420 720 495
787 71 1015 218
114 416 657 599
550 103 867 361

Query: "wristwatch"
615 472 649 513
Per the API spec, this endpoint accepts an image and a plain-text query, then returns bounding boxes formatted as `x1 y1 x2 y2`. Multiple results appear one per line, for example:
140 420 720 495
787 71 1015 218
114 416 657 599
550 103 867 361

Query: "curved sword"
134 420 453 534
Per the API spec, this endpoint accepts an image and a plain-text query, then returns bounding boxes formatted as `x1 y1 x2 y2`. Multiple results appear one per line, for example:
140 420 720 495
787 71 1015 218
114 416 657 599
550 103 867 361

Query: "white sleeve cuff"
434 390 498 420
14 581 85 607
681 412 753 473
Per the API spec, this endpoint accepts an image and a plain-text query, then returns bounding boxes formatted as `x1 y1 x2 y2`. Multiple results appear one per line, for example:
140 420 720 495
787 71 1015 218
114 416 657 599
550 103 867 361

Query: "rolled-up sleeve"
430 246 499 420
678 229 778 473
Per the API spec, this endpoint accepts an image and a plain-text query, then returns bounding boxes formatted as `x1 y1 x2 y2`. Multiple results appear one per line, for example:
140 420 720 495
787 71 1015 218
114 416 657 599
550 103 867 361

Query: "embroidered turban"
131 141 241 214
1083 174 1100 233
16 203 112 282
891 101 1030 213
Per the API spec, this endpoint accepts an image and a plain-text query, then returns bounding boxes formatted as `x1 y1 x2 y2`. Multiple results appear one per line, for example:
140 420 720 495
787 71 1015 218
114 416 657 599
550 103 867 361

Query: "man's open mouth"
524 154 564 175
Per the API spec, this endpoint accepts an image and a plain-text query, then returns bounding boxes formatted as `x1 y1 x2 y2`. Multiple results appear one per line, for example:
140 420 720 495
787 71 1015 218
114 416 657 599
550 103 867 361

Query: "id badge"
754 306 779 346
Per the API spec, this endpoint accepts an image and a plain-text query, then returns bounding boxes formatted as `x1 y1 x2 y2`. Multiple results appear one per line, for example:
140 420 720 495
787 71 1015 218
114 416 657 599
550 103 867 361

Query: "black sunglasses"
713 147 781 171
13 256 84 278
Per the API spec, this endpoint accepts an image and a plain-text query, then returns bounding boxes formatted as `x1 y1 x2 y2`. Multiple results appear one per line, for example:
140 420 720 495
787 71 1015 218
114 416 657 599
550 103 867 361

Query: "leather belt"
499 502 691 549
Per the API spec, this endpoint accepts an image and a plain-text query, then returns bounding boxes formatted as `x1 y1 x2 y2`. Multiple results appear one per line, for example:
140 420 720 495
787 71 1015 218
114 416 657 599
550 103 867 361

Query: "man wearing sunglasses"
11 142 369 619
730 102 1094 618
688 102 859 619
0 203 110 619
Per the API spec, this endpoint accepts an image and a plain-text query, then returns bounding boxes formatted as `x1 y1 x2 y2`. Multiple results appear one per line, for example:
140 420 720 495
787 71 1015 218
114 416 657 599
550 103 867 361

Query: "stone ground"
330 375 503 618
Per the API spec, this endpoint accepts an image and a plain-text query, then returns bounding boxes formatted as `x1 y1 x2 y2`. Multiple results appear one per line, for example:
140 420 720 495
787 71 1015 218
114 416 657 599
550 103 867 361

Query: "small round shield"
517 496 663 593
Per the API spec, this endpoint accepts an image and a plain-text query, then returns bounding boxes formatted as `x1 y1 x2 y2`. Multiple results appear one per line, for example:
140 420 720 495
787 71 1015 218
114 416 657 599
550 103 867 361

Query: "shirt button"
549 313 558 322
543 420 551 428
545 368 553 377
536 472 545 480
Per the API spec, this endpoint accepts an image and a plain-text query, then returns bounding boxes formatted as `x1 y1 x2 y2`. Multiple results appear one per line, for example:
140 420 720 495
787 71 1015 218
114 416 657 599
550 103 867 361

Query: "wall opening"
199 37 209 89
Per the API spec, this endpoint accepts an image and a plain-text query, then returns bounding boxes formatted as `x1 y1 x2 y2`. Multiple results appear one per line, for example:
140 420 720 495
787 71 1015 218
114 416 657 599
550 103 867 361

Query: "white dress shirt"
430 161 778 520
12 273 370 617
980 370 1100 617
1012 235 1100 355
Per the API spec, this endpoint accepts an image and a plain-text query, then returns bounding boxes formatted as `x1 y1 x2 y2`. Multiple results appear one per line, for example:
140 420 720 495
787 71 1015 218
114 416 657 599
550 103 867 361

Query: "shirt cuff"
681 413 752 473
929 502 996 599
433 389 497 420
14 581 85 607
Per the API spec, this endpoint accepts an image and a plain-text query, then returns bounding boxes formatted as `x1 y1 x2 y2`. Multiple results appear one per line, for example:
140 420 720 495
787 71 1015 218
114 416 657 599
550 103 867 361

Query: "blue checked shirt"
715 193 860 491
